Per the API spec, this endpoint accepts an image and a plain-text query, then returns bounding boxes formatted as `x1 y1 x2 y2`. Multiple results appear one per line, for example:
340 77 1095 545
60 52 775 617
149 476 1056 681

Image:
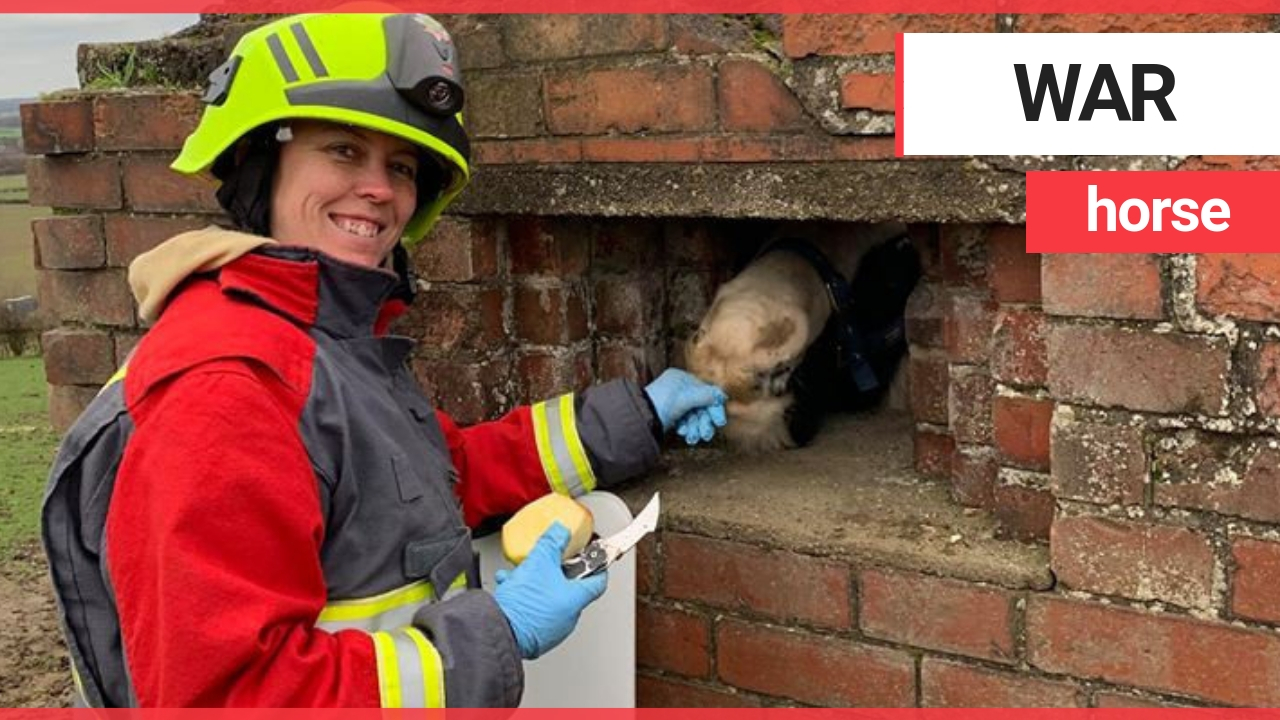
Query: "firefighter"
41 13 727 708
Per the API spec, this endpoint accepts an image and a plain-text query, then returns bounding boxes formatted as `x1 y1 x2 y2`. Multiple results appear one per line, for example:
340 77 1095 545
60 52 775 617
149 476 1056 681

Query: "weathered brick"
545 66 715 135
507 217 590 276
939 225 988 287
945 292 995 364
993 476 1055 542
413 218 498 283
1043 254 1162 320
1028 596 1280 706
664 222 735 271
1154 430 1280 523
909 352 949 425
592 220 663 273
1198 254 1280 323
1254 341 1280 418
465 71 543 139
594 277 662 338
41 328 115 386
719 60 809 132
404 286 505 355
21 100 94 155
949 365 992 444
952 444 996 508
93 93 202 151
1047 324 1229 415
921 658 1082 707
48 384 100 434
597 340 664 385
993 395 1052 471
905 283 946 349
637 601 711 679
1231 537 1280 624
915 428 955 480
992 307 1047 387
860 568 1016 663
412 356 511 425
503 15 667 62
783 14 993 57
636 535 659 597
1051 412 1147 505
580 137 702 162
122 154 222 213
840 72 895 112
667 271 714 336
636 674 760 708
473 138 583 165
26 155 121 210
37 269 134 327
514 347 594 402
717 619 915 707
114 331 143 367
448 15 504 70
1093 691 1194 708
104 215 211 268
513 282 588 346
1016 14 1273 32
1052 515 1214 609
987 225 1040 304
664 534 851 629
32 216 104 270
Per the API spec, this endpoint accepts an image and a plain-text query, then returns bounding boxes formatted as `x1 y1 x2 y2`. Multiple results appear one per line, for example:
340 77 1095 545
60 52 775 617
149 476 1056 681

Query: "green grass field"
0 128 21 141
0 357 57 556
0 174 44 298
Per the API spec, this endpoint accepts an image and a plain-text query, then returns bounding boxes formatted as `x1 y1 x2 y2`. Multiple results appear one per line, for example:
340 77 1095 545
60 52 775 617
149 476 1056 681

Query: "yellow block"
502 493 594 564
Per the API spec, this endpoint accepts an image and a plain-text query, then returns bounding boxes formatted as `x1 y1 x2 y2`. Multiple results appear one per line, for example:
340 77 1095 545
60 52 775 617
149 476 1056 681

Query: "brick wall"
24 13 1280 709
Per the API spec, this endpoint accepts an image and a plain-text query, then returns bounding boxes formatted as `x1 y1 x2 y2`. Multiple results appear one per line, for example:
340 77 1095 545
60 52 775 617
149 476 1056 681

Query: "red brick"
945 292 995 364
1093 691 1194 708
840 72 895 112
664 223 734 271
915 428 955 481
1154 432 1280 523
1028 596 1280 706
664 534 851 629
597 341 664 385
636 601 711 679
667 271 714 335
450 16 504 70
636 674 760 708
104 215 211 268
545 67 714 135
48 384 100 434
26 155 121 210
1231 537 1280 624
507 217 590 276
412 217 498 282
992 308 1047 387
719 60 808 132
905 283 946 349
41 328 115 385
717 619 915 707
783 14 993 57
503 15 667 62
37 269 134 327
114 331 143 367
993 479 1055 542
404 286 505 355
636 536 659 597
1183 155 1280 171
993 395 1051 471
465 71 543 140
515 348 594 402
580 137 702 162
1047 324 1229 415
1052 515 1214 609
1042 254 1162 320
860 568 1016 663
948 366 992 444
473 138 583 165
21 100 94 155
1255 341 1280 418
513 282 588 345
592 221 663 273
939 225 988 287
412 356 511 425
921 658 1082 707
594 277 661 338
122 154 222 213
1051 415 1147 505
93 93 202 151
32 216 104 270
987 225 1040 304
952 444 996 508
1017 14 1272 32
1198 254 1280 323
909 352 949 425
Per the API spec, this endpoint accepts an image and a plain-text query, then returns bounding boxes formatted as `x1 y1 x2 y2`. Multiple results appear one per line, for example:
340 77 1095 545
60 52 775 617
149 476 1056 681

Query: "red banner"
4 1 1280 11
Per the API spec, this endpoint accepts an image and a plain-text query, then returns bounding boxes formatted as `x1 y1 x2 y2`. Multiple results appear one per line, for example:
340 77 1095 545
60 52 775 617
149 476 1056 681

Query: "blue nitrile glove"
644 368 728 445
493 522 608 660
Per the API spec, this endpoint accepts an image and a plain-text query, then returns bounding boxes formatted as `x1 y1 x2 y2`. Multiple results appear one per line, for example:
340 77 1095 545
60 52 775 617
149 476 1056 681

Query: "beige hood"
129 227 275 324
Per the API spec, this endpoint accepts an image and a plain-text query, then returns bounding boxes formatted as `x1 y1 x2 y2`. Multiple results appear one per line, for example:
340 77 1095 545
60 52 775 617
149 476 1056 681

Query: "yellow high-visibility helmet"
171 13 470 247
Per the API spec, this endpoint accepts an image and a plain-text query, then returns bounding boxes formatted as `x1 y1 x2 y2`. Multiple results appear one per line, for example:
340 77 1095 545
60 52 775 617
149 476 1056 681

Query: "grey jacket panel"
577 379 661 487
41 381 135 708
413 590 524 708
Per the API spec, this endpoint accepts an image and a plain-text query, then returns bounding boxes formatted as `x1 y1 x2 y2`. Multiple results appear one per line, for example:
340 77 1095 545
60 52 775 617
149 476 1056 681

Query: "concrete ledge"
619 410 1053 591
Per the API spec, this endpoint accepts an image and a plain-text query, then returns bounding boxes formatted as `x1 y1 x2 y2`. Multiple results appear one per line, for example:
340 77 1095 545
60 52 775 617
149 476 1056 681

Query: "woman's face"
270 121 420 269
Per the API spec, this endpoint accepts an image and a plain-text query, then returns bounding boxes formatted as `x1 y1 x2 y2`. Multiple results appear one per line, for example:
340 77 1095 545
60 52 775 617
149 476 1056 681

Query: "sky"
0 14 200 99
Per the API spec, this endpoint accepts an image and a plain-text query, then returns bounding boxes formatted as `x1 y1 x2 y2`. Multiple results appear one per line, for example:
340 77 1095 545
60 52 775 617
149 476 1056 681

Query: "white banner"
901 33 1280 155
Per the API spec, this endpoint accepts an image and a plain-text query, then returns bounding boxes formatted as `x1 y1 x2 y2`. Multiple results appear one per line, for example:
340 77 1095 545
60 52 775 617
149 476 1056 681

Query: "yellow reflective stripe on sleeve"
320 580 434 623
372 628 446 708
532 399 569 496
532 393 598 497
557 394 597 494
372 632 403 707
98 364 128 395
404 626 446 708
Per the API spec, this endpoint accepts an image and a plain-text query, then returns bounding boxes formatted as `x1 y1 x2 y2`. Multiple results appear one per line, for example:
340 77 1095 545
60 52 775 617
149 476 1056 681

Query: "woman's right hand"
492 522 608 659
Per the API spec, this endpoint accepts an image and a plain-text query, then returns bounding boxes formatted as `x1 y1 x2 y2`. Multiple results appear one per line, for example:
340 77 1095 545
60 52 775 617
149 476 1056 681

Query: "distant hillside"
0 98 31 130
